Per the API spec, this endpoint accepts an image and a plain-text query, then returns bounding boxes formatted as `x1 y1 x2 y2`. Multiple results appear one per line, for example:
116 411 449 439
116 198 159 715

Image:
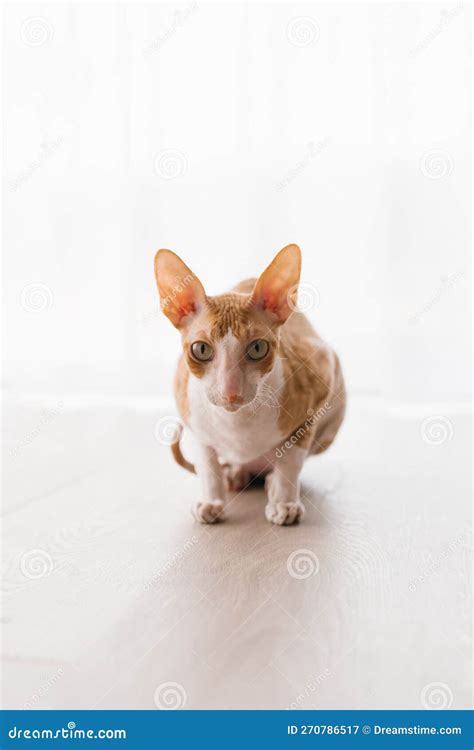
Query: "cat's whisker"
251 382 281 413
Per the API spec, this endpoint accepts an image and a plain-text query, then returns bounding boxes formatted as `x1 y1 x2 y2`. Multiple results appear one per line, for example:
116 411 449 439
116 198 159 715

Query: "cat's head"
154 244 301 412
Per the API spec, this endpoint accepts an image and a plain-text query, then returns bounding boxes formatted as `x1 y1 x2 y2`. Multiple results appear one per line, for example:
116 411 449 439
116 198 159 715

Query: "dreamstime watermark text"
287 668 331 709
409 5 464 58
140 272 194 325
9 136 64 192
144 536 199 590
10 401 64 459
143 3 198 59
23 668 65 709
409 528 469 592
276 138 331 191
8 722 126 740
276 402 331 458
409 271 464 324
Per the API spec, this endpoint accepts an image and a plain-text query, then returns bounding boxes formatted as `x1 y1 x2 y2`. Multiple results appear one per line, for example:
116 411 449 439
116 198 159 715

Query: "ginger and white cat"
154 244 345 525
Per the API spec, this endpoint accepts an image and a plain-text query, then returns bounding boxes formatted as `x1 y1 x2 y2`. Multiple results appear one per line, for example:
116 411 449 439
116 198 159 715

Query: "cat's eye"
246 339 269 361
190 341 214 362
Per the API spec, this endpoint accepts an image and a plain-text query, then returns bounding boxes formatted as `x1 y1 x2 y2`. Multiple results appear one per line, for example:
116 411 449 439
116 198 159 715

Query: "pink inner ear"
177 301 196 320
251 244 301 322
175 289 198 321
160 284 198 324
261 293 280 315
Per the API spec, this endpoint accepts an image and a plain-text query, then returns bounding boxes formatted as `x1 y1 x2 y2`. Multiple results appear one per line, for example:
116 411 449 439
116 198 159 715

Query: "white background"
3 2 472 405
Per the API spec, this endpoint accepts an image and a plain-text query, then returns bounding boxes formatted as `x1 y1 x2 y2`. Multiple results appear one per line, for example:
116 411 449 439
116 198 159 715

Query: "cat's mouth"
208 393 257 412
211 397 251 413
222 403 242 413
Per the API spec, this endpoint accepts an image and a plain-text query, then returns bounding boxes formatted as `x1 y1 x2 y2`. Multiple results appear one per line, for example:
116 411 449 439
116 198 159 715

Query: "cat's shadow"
225 480 331 529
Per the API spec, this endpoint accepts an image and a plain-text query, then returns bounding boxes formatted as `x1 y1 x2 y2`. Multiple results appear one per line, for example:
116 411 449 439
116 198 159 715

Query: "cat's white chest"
188 382 283 465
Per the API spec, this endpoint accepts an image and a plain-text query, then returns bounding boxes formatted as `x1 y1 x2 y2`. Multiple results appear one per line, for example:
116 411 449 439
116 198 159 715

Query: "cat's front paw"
265 501 304 526
193 499 225 524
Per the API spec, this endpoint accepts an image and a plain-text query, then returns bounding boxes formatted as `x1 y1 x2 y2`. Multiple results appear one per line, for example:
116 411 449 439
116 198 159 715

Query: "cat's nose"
224 393 243 405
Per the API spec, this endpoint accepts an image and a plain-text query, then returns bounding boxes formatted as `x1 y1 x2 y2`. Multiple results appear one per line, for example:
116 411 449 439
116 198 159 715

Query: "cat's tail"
171 423 196 474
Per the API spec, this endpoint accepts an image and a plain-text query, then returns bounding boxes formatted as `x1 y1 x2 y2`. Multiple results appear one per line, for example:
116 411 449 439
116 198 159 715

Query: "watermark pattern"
20 17 54 47
420 416 453 446
138 303 162 326
420 681 453 709
276 137 331 191
24 668 65 709
287 549 320 579
20 549 54 580
409 528 469 592
20 282 54 313
275 403 331 459
250 382 281 414
143 3 198 59
153 149 187 179
287 282 320 313
409 271 464 324
420 149 453 179
409 5 464 58
154 416 183 446
287 16 320 47
287 668 331 709
144 536 199 590
10 136 64 192
9 401 64 459
154 681 187 709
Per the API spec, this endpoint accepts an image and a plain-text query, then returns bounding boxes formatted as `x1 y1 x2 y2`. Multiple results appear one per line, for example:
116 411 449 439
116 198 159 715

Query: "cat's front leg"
193 443 226 524
265 445 306 525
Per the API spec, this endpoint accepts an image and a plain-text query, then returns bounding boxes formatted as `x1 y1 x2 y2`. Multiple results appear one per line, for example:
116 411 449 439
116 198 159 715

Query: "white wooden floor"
1 396 471 710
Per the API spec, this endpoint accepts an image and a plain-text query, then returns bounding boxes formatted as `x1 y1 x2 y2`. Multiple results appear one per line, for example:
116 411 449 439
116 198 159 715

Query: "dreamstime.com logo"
287 282 320 313
286 16 320 47
154 681 187 709
20 16 54 46
8 722 126 741
287 549 320 579
420 149 453 179
153 148 187 179
420 415 453 446
20 282 54 312
154 415 183 446
20 548 54 580
420 682 453 710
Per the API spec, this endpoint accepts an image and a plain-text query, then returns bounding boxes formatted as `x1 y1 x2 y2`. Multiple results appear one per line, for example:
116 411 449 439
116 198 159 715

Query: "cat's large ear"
154 249 206 328
251 244 302 323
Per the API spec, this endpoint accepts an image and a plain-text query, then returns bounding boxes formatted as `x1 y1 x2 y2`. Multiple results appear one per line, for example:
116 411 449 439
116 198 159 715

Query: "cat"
154 244 345 525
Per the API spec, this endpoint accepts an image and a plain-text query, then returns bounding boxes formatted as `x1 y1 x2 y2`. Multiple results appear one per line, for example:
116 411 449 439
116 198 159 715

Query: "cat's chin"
222 403 242 413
